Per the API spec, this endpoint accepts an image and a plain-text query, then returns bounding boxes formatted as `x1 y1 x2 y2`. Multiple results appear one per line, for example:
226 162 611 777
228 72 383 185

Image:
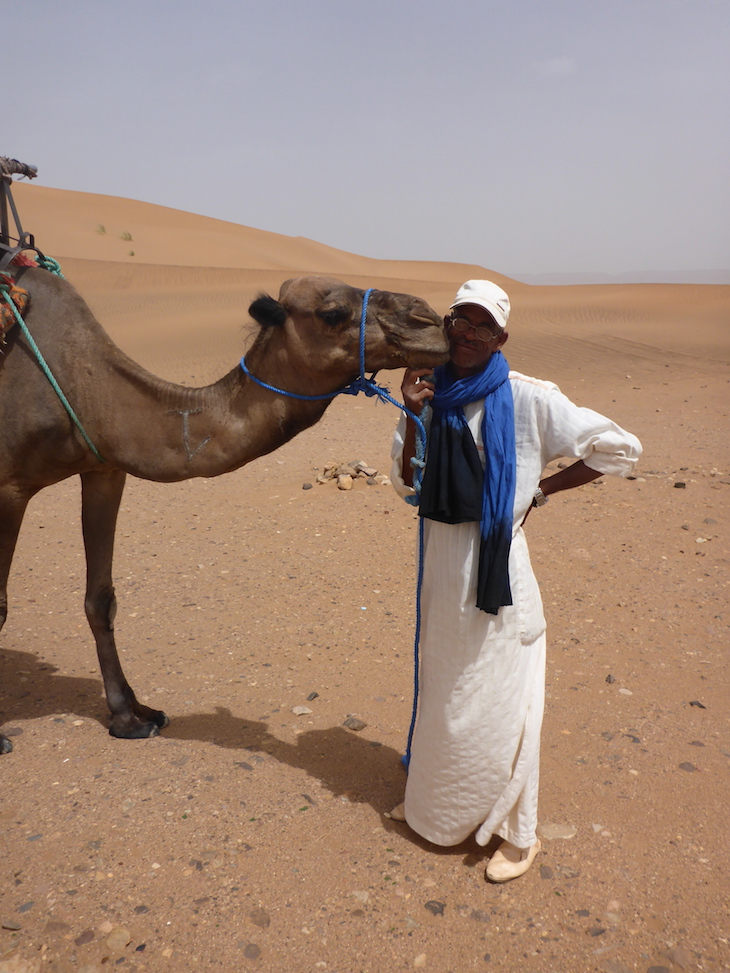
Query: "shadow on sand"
1 646 490 864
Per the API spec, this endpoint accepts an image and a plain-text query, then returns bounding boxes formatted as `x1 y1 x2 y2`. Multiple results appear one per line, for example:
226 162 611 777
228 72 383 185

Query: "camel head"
247 277 449 386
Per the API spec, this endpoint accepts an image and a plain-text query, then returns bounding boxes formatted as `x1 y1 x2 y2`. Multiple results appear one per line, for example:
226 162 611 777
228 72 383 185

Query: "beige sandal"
385 802 406 821
486 839 541 882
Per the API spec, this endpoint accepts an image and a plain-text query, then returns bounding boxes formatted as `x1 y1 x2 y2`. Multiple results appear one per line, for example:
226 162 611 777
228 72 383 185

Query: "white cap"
450 279 511 330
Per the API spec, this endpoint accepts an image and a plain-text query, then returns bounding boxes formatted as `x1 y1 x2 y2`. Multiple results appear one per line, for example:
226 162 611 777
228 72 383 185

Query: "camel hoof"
0 734 13 755
108 715 167 739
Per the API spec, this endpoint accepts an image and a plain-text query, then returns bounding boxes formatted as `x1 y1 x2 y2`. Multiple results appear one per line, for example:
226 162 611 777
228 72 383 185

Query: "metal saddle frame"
0 157 41 274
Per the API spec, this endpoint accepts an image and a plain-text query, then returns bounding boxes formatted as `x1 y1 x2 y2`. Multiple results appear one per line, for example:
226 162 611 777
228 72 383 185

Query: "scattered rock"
673 481 686 489
539 865 554 880
662 946 695 970
16 903 33 914
424 900 445 917
599 961 632 973
243 943 261 959
105 927 130 951
343 716 367 731
291 705 312 716
74 929 95 946
307 692 319 701
537 822 577 840
302 482 313 490
2 920 22 931
605 674 615 684
337 474 353 491
688 700 706 708
414 953 427 968
678 762 697 772
248 906 271 929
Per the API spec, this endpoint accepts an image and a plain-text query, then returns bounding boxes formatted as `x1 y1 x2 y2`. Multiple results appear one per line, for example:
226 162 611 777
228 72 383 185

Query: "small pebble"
106 926 131 951
678 762 697 772
343 716 367 731
243 944 261 959
291 705 312 716
674 481 686 489
302 482 313 490
414 953 427 968
539 865 554 880
424 900 446 916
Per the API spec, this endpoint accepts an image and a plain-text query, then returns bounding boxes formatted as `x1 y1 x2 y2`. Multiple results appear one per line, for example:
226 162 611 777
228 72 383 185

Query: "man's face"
446 304 508 378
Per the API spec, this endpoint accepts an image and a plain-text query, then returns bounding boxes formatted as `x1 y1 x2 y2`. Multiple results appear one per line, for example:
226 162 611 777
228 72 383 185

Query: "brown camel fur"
0 267 448 753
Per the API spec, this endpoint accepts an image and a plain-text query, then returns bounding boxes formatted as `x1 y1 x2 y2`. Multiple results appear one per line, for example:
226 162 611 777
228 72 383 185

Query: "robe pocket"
510 531 547 645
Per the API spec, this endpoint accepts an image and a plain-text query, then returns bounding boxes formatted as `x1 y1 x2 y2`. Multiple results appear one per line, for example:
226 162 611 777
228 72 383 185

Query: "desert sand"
1 182 728 973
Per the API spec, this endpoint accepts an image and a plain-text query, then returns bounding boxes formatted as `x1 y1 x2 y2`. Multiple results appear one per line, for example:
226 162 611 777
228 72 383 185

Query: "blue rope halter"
240 286 429 768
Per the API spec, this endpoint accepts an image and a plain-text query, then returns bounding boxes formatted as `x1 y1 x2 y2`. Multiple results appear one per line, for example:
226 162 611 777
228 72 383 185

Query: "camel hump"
0 157 37 179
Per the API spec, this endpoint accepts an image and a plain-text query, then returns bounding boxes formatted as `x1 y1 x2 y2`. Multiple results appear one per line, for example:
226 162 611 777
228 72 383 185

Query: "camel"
0 265 449 753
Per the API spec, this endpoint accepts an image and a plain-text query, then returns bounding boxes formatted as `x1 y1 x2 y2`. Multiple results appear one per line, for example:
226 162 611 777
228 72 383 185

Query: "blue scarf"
419 351 516 615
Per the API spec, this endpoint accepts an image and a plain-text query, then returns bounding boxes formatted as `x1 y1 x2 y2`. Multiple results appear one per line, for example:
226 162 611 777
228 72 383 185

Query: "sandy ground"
1 185 729 973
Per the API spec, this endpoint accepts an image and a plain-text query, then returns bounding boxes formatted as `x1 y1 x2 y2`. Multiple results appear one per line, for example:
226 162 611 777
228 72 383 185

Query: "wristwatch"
531 487 549 508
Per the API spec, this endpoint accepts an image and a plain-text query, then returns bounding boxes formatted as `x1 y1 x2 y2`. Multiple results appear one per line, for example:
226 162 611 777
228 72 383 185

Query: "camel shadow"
165 706 491 863
0 644 108 732
1 648 489 864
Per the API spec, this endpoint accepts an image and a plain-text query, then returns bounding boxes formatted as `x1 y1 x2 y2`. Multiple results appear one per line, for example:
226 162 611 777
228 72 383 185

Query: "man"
389 279 642 882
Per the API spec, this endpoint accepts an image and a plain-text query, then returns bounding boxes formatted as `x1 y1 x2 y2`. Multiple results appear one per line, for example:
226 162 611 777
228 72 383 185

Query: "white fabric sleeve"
536 387 642 477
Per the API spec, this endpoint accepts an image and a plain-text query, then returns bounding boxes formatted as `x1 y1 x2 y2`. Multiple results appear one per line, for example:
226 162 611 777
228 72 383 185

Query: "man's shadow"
1 646 490 864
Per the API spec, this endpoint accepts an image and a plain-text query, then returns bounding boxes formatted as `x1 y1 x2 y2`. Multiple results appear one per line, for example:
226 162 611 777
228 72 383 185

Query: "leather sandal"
486 839 541 882
385 802 406 821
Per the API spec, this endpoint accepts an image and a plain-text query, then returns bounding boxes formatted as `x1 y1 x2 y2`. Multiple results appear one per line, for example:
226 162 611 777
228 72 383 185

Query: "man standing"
389 280 642 882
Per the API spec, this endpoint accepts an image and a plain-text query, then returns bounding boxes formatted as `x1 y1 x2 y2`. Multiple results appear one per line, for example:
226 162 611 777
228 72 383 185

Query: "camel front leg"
0 484 33 754
81 469 169 738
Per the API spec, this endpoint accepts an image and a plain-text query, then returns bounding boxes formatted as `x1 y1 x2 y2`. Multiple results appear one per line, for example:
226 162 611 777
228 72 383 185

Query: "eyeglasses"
447 316 501 343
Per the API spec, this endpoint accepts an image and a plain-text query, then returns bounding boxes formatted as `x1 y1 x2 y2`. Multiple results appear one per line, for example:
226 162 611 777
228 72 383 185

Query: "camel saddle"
0 267 30 345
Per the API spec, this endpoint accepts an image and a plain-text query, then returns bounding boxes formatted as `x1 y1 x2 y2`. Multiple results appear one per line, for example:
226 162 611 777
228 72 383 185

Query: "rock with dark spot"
249 906 270 929
424 900 446 917
605 674 615 684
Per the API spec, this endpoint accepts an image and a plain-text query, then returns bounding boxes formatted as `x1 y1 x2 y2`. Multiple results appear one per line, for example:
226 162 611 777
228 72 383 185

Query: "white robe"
391 372 642 848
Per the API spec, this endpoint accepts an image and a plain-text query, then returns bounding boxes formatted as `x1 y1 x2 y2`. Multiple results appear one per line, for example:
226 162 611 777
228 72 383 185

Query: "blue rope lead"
240 285 430 769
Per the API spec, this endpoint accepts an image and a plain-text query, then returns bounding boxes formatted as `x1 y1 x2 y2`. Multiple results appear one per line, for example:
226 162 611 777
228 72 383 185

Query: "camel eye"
318 305 350 327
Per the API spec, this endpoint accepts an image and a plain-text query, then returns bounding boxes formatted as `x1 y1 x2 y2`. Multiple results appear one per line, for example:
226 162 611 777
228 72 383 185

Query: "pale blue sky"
5 0 729 281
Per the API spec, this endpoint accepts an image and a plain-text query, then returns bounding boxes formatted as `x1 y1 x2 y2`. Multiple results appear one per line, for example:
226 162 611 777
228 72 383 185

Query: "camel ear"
249 294 287 328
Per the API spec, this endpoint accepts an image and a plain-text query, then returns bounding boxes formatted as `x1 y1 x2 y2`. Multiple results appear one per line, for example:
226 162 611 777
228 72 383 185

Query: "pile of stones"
304 460 391 491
